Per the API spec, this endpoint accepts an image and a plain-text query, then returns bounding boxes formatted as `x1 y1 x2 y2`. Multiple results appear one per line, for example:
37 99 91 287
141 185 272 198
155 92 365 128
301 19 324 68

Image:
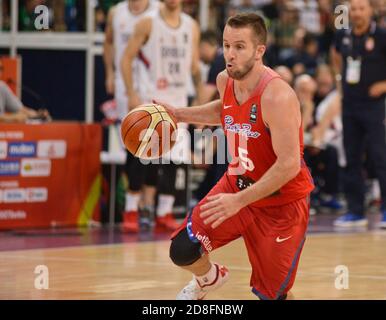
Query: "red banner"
0 56 20 96
0 122 102 229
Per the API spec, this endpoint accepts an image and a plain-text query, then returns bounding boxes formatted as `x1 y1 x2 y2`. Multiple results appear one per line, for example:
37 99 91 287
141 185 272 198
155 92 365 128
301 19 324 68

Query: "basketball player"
103 0 160 232
159 13 315 300
121 0 204 230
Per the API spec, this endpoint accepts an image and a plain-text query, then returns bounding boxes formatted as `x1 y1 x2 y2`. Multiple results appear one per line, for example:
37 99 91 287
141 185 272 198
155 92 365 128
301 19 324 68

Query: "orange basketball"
121 103 177 159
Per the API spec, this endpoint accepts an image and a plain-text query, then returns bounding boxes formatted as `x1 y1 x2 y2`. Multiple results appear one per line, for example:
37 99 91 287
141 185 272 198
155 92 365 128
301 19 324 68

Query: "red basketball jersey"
221 66 314 207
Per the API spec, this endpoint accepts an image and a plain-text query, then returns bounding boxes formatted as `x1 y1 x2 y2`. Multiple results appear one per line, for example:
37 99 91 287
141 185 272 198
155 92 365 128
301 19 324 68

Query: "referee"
331 0 386 228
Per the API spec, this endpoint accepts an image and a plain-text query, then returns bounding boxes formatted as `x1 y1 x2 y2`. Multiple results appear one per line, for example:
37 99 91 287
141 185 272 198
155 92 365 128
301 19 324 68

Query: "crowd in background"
2 0 386 216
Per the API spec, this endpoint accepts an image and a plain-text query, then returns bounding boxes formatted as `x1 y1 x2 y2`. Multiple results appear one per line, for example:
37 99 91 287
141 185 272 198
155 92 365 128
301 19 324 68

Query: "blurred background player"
121 0 204 231
103 0 161 232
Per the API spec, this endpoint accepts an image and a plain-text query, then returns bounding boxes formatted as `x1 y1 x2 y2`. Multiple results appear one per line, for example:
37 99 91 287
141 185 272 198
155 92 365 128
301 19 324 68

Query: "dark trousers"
125 152 159 191
342 100 386 215
304 145 341 196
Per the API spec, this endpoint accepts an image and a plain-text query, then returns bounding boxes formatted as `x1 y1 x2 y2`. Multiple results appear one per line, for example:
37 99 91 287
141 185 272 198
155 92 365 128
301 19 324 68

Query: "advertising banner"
0 122 102 229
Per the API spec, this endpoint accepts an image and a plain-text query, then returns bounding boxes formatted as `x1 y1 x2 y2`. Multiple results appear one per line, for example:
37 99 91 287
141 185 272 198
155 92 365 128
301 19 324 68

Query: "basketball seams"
135 113 164 157
121 104 177 159
122 113 151 142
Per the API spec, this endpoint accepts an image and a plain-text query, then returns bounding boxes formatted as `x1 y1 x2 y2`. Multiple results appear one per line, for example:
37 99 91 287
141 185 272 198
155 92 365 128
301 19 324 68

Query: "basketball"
121 103 177 159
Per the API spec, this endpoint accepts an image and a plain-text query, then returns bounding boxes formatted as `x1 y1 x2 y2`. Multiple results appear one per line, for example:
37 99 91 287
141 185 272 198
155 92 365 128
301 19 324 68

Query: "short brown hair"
226 13 267 45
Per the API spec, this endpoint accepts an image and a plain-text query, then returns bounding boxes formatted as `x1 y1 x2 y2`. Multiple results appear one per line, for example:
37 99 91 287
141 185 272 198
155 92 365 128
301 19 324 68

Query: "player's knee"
169 229 202 266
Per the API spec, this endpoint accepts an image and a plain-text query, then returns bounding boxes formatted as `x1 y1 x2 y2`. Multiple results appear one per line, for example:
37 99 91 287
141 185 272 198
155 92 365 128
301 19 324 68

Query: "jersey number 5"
238 147 255 171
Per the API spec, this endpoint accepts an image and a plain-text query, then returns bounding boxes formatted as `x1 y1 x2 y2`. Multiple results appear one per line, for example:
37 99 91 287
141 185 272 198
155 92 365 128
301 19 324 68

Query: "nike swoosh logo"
224 105 232 109
276 235 292 243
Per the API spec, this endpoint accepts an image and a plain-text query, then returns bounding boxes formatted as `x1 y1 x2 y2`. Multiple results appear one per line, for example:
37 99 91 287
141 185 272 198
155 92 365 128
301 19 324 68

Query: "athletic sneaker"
122 211 139 233
319 197 343 210
176 263 229 300
139 206 154 232
377 210 386 229
333 212 368 227
156 213 180 231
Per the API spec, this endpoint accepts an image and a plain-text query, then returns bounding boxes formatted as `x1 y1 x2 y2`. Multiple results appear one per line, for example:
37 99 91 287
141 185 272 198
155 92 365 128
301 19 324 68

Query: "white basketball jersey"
141 11 194 107
113 0 159 118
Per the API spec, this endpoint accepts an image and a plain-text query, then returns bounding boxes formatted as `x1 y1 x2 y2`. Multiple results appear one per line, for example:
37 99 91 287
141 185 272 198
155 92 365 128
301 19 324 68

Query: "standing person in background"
331 0 386 228
103 0 160 233
121 0 204 231
199 30 226 103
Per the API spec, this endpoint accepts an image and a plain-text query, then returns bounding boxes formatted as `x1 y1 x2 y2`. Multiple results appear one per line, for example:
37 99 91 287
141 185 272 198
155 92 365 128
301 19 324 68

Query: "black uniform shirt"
334 22 386 105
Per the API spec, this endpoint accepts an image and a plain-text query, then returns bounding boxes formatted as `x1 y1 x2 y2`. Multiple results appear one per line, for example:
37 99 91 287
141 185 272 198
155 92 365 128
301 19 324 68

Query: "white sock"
125 193 140 212
156 194 175 217
195 263 217 286
372 180 381 199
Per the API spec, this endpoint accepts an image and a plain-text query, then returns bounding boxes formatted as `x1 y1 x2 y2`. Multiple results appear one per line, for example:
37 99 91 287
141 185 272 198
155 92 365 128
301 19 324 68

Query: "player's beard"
226 53 256 81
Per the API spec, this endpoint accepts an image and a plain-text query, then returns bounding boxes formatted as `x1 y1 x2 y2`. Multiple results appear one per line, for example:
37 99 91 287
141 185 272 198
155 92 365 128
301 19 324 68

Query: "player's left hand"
200 193 243 229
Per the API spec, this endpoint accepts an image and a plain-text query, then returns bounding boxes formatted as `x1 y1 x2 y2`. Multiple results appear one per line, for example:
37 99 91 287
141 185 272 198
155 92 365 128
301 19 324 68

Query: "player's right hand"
152 100 180 123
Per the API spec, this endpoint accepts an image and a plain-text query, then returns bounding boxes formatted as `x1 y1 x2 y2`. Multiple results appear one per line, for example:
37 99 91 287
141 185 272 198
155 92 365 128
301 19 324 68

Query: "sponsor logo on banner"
21 159 51 177
0 181 19 188
8 142 36 158
0 141 7 159
3 188 26 203
0 210 27 220
0 161 20 176
26 188 48 202
37 140 67 159
0 131 24 139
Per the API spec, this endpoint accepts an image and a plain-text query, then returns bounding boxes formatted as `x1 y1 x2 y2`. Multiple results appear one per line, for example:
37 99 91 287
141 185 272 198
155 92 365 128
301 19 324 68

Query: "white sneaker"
176 263 229 300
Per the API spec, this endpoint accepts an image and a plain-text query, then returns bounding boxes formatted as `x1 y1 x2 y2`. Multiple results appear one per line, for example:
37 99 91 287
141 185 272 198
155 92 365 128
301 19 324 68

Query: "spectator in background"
191 30 228 203
273 65 294 85
318 0 336 57
283 29 319 76
183 0 199 20
1 0 11 31
63 0 85 31
228 0 259 16
294 74 317 134
0 61 50 122
271 2 299 61
199 30 226 102
293 0 321 35
95 6 107 32
261 0 282 21
308 65 344 211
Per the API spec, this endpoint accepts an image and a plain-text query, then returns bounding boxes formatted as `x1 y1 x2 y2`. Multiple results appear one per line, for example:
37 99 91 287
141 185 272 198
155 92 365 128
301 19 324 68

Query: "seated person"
0 80 50 122
294 74 343 211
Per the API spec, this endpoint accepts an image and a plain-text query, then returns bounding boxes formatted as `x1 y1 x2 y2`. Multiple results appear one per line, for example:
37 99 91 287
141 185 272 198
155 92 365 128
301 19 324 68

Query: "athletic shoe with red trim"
176 263 229 300
156 213 180 231
122 211 139 233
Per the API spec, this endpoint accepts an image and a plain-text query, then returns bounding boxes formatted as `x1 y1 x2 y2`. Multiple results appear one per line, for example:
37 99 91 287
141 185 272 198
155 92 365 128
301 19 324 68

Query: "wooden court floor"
1 231 386 300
